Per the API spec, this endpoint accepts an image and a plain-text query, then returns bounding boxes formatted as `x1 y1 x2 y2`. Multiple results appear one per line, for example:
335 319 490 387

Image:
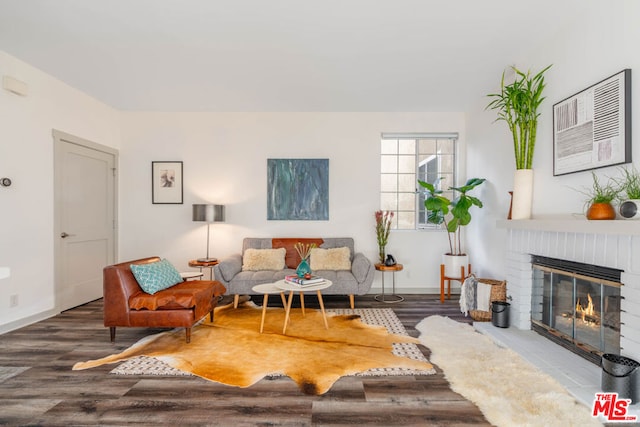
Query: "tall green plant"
417 177 486 256
486 65 552 169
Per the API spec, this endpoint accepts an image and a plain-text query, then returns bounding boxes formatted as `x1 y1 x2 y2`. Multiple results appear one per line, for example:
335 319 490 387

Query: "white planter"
511 169 534 220
619 199 640 219
443 254 469 278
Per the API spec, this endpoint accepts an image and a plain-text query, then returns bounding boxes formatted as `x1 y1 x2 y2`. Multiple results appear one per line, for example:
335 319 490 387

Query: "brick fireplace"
497 218 640 363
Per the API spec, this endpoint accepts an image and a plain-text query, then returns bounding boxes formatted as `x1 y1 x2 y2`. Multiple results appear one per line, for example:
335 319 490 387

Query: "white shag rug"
417 316 602 427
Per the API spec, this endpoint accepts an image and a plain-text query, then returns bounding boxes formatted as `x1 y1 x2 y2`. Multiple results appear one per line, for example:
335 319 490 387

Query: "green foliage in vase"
417 177 486 256
616 167 640 200
579 172 620 206
486 65 552 170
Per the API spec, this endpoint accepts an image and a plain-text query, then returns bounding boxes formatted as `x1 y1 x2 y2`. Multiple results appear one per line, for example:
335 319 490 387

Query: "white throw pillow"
242 248 286 271
310 247 351 270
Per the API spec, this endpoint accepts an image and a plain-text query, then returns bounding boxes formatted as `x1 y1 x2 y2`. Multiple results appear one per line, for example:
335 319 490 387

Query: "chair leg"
109 327 116 342
185 327 191 343
233 294 239 308
209 310 214 322
349 294 355 310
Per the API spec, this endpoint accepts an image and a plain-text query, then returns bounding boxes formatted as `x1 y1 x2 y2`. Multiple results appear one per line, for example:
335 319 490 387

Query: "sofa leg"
349 295 355 310
185 328 191 343
233 294 239 308
209 310 214 322
109 327 116 342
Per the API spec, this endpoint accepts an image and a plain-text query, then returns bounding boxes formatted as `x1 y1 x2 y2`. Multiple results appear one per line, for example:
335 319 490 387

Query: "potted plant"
616 167 640 219
581 172 619 220
417 177 486 276
374 210 394 264
486 65 551 219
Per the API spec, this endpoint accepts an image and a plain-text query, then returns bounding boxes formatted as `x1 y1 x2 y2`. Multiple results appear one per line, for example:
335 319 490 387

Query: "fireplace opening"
531 255 622 365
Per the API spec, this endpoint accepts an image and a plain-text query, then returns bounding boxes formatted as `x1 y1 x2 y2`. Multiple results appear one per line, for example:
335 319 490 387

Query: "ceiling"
0 0 587 112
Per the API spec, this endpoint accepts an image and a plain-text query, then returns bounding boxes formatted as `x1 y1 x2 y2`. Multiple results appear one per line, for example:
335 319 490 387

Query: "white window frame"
380 132 458 231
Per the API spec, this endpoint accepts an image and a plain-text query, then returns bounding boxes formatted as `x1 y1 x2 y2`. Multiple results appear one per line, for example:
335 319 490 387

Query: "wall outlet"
9 294 18 307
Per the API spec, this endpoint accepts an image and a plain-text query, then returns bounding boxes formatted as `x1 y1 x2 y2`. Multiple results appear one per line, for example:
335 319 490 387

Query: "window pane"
438 139 455 154
398 174 416 192
440 154 454 173
398 139 415 155
397 211 415 229
418 139 437 154
398 155 415 173
381 139 397 155
381 193 397 211
381 155 397 173
381 174 397 192
399 192 415 210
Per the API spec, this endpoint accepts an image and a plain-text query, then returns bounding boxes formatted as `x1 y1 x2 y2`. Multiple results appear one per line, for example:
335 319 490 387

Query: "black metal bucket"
601 354 640 403
491 301 510 328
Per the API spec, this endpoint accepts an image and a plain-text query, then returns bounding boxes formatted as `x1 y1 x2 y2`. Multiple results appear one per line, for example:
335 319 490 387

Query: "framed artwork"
267 158 329 220
152 161 183 204
553 69 631 176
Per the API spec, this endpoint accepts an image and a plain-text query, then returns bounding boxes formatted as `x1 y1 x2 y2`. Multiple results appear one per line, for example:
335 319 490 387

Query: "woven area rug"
417 316 602 427
75 303 434 394
112 307 432 378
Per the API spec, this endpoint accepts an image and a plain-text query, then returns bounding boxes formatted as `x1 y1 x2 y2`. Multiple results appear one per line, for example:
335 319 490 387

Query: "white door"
53 130 117 312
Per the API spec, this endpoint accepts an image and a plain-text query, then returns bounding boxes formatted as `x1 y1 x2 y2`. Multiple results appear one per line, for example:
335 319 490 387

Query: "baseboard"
0 309 58 335
366 287 461 295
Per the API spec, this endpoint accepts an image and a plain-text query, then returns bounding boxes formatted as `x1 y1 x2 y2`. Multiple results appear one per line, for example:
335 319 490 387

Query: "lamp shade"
192 204 225 223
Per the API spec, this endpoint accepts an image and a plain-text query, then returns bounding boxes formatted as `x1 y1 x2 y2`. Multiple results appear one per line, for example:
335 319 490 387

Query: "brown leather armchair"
103 256 226 343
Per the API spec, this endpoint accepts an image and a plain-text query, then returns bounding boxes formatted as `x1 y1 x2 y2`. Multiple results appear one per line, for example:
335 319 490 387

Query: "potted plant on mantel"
581 172 619 220
616 167 640 220
486 64 552 219
418 177 486 277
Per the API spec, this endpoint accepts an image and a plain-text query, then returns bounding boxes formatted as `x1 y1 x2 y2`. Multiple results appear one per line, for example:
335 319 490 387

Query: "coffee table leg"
300 292 305 317
260 293 269 333
279 292 287 307
283 290 294 334
317 290 328 329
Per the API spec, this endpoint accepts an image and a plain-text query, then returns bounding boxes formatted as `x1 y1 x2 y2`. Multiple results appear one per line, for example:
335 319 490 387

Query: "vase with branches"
375 210 394 264
294 242 317 277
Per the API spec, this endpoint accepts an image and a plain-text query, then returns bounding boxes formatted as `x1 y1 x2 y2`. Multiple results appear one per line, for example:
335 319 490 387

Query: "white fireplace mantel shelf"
496 216 640 236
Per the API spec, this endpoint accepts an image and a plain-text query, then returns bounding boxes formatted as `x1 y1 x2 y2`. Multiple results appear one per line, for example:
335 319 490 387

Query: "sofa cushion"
129 280 219 311
272 238 324 268
130 259 183 294
310 247 351 271
242 248 286 271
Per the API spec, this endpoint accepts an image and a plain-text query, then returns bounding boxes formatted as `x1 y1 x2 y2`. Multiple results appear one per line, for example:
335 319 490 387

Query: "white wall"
0 51 121 331
118 112 465 293
466 1 640 281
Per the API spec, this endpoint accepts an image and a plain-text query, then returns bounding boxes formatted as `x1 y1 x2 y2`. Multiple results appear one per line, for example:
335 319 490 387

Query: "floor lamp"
192 204 225 262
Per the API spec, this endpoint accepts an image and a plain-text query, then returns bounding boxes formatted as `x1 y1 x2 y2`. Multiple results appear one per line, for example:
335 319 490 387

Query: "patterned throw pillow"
130 259 183 294
309 247 351 270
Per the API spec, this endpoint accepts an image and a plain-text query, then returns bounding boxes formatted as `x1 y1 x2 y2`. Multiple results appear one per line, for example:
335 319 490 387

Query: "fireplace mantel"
497 216 640 236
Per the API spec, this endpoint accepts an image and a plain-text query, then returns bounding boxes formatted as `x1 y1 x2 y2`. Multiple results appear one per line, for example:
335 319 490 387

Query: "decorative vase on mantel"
511 169 534 220
586 202 616 220
296 258 312 278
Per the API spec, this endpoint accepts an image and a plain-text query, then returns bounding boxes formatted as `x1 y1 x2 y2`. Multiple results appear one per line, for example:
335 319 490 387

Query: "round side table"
188 259 218 281
374 263 404 303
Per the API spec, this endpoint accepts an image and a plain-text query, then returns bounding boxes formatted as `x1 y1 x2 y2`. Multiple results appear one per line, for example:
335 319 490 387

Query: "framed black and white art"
553 69 631 176
152 161 183 204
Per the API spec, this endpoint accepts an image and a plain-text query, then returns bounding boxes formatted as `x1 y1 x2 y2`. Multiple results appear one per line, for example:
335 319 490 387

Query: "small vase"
296 258 312 278
586 202 616 220
378 246 385 265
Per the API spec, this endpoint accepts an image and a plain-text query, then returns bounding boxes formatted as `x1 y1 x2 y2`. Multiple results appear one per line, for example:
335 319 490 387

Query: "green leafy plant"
417 177 486 256
580 172 620 207
486 65 552 170
616 167 640 200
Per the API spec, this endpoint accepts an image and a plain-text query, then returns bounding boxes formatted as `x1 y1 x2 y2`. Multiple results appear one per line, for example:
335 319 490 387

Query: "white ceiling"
0 0 586 112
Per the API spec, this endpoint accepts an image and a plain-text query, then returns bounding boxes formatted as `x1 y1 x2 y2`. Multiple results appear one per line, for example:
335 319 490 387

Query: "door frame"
52 129 119 312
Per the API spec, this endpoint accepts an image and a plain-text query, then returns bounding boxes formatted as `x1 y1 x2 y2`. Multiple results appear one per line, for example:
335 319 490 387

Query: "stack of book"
284 274 325 287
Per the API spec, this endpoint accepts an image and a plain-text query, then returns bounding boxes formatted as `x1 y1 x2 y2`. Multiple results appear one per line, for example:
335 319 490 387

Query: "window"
380 133 457 230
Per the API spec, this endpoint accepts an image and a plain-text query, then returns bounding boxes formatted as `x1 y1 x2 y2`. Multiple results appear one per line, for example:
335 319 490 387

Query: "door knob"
60 232 75 238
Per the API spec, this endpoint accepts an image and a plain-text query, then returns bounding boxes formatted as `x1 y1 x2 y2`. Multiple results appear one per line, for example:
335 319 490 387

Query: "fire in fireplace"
531 255 622 365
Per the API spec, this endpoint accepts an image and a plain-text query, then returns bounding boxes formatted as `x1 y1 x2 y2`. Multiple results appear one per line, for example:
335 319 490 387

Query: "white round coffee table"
252 283 288 333
274 279 333 334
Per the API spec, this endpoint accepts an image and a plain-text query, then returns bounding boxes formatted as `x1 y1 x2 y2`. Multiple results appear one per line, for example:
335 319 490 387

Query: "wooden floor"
0 294 490 426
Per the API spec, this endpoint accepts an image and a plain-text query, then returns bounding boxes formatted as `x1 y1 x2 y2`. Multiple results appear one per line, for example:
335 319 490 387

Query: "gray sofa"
213 237 374 309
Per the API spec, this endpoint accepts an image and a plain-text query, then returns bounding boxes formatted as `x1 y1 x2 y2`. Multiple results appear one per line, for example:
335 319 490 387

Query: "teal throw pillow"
130 259 183 294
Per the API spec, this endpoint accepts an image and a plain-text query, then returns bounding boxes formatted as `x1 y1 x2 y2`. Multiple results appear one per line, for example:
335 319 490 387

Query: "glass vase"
296 258 312 278
378 246 385 265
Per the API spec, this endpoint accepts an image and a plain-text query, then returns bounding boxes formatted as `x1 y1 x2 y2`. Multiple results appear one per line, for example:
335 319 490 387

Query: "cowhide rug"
74 302 434 395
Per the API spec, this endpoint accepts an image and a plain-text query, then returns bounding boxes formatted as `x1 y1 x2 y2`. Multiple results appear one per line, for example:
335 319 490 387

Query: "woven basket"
469 278 507 322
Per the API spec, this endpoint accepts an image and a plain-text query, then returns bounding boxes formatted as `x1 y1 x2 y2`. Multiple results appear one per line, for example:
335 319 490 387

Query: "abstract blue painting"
267 159 329 220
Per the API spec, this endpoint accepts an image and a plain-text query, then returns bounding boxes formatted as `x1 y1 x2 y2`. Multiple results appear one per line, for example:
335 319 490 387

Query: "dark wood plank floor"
0 294 490 426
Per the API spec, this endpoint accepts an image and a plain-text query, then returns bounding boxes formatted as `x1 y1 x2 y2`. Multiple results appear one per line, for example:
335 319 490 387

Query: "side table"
374 264 404 303
188 259 218 281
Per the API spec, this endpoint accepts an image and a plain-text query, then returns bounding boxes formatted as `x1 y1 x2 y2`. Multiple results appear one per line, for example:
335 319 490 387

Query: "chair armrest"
351 252 372 283
213 253 243 284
